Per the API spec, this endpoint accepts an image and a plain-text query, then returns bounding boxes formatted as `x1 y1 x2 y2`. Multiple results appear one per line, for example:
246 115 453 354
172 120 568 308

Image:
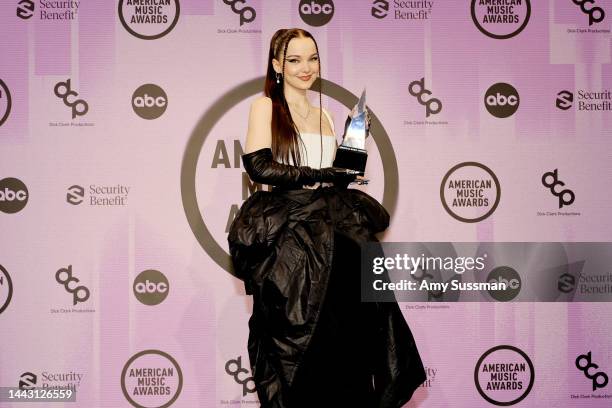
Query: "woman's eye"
311 57 319 61
288 59 298 63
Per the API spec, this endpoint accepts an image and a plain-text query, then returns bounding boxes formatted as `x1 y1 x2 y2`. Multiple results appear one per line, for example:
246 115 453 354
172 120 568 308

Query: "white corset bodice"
277 108 338 189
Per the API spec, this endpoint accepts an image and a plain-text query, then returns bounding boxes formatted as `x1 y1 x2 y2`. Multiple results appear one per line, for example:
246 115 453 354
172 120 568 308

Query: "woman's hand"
354 175 369 185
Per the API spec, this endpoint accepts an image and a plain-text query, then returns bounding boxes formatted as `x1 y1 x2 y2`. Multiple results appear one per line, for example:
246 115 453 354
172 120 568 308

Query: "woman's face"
274 36 319 92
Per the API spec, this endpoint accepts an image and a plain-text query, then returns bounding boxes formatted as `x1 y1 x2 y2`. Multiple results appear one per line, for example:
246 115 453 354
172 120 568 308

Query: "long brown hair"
264 28 323 167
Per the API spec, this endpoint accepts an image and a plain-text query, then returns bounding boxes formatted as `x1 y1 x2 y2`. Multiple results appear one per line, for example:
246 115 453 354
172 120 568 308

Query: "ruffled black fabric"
228 185 426 408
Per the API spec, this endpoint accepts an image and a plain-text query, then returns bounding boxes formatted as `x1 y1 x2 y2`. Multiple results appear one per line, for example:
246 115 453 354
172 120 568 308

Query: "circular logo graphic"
181 77 399 276
132 84 168 120
556 90 573 110
0 79 12 127
118 0 180 40
133 269 169 305
471 0 531 39
0 177 29 214
0 264 14 314
299 0 334 27
485 83 519 118
487 266 521 301
121 349 183 408
440 162 501 223
474 345 535 406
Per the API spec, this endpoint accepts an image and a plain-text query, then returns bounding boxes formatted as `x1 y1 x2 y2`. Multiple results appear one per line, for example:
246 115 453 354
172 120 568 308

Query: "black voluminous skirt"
288 230 380 408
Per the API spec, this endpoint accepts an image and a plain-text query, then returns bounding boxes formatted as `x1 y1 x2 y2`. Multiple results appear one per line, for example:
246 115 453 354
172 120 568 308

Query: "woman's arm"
245 97 273 153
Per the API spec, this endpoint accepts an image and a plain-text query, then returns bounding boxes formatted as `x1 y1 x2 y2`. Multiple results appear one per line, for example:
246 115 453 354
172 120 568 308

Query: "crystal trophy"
333 89 369 176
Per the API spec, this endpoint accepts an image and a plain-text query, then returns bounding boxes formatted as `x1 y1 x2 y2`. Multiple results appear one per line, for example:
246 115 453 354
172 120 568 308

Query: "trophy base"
333 145 367 175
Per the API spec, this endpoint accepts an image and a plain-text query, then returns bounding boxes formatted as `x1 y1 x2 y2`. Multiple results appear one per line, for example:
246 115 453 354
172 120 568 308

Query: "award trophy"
333 89 369 178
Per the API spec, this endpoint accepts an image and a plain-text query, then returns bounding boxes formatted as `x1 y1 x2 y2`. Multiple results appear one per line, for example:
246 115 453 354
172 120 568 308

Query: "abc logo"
133 269 169 305
132 84 168 120
487 266 521 301
299 0 334 27
0 177 28 214
485 83 520 118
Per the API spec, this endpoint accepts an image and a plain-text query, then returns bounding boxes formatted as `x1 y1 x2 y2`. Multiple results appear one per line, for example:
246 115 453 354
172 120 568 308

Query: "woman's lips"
298 75 312 81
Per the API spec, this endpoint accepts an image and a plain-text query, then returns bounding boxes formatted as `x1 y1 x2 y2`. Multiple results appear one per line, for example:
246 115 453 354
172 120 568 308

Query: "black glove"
242 148 357 188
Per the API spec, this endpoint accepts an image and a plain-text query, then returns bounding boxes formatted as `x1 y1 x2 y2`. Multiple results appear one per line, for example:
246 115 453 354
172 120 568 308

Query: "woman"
228 28 426 408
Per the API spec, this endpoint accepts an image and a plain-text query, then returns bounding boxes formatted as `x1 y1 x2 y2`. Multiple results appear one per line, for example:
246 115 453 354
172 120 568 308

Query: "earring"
276 73 281 84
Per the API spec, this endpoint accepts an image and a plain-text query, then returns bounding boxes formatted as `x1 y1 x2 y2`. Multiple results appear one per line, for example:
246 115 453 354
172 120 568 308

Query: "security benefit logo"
0 177 28 214
17 0 80 21
474 345 535 406
299 0 334 27
18 370 84 393
66 184 131 206
118 0 180 40
0 264 14 315
471 0 530 39
0 78 12 126
573 351 610 401
440 162 501 223
555 89 612 112
224 356 256 398
371 0 433 21
121 350 183 408
17 0 35 19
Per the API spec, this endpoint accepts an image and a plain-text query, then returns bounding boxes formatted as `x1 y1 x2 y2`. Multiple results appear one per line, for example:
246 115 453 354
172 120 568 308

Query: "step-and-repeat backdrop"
1 0 611 407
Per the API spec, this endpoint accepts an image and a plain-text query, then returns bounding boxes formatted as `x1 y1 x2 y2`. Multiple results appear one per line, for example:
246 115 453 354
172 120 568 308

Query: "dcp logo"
223 0 256 26
409 78 442 117
55 265 90 305
133 269 170 305
0 78 12 127
132 84 168 120
16 0 34 20
371 0 389 19
299 0 334 27
487 266 521 301
54 79 89 119
576 351 609 391
67 185 84 205
0 177 28 214
484 83 519 118
225 356 256 396
556 90 573 110
573 0 605 26
542 169 575 208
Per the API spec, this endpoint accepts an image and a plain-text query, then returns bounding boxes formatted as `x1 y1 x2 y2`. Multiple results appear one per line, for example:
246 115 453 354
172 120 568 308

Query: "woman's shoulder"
251 96 272 110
